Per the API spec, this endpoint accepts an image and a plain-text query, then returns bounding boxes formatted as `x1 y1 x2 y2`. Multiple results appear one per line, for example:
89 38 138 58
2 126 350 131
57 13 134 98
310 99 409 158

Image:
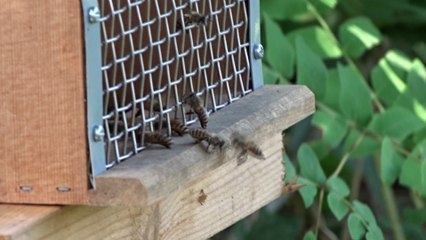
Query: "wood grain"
0 1 88 204
3 134 284 240
88 85 315 206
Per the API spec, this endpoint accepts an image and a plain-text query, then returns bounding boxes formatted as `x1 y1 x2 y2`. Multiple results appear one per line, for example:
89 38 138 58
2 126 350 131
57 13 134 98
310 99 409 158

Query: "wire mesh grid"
99 0 253 168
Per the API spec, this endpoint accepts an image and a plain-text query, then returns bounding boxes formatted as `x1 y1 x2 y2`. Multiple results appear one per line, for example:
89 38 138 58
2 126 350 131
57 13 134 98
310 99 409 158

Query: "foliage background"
214 0 426 239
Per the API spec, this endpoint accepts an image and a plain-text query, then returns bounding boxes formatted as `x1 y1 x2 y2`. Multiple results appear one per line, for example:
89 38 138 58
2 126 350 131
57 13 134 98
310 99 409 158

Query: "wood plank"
0 1 88 204
4 133 284 240
88 85 315 206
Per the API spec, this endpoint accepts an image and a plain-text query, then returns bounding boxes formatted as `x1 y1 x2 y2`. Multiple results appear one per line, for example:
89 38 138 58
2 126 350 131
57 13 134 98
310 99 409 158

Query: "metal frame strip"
81 0 106 187
249 0 263 89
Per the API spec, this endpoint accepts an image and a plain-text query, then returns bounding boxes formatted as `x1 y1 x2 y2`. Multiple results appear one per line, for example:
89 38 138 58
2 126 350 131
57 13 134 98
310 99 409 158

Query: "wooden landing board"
1 133 284 240
88 85 315 206
0 1 88 204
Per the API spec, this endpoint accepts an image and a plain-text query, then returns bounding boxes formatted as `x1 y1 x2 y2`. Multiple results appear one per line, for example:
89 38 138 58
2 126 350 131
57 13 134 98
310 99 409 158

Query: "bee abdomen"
170 119 188 136
189 128 210 142
194 106 208 129
246 142 266 160
144 132 173 149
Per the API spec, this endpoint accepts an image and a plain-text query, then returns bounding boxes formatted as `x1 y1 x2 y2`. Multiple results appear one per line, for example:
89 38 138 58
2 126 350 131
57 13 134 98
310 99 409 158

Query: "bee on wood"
231 131 266 165
154 119 189 136
143 132 173 149
183 92 208 129
197 189 207 205
176 11 210 31
189 128 228 152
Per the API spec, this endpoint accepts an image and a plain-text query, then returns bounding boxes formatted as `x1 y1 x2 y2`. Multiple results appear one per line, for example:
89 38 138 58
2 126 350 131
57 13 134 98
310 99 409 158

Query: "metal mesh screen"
99 0 252 168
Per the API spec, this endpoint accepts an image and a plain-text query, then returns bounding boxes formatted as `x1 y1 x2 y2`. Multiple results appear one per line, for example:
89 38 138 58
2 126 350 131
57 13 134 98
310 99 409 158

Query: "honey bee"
230 132 266 165
176 11 210 30
183 92 208 129
154 119 189 136
189 128 228 152
143 132 173 149
197 189 207 205
282 176 305 195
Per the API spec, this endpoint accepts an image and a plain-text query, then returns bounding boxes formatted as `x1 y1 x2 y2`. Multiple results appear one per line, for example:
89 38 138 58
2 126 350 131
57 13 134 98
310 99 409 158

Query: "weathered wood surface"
1 133 284 240
88 85 315 206
0 84 315 240
0 1 88 204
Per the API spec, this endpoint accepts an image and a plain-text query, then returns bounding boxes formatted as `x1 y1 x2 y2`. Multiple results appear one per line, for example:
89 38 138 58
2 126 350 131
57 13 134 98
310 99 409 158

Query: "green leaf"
296 37 328 100
395 89 426 122
403 208 426 225
366 224 385 240
422 160 426 189
338 64 373 126
400 157 426 196
263 64 279 85
353 200 377 225
322 68 341 111
348 213 366 240
298 178 318 208
339 17 382 58
303 231 315 240
368 107 424 142
288 26 342 58
327 177 350 197
407 59 426 106
284 154 297 182
343 129 380 158
380 137 404 184
263 14 295 78
318 0 338 9
327 192 349 220
260 0 307 20
298 144 327 184
385 50 412 80
371 59 407 106
312 111 347 148
413 42 426 64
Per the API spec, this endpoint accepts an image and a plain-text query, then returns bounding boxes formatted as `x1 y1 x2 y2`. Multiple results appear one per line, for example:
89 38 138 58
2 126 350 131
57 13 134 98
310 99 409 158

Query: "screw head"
88 6 101 23
253 43 264 60
93 125 105 142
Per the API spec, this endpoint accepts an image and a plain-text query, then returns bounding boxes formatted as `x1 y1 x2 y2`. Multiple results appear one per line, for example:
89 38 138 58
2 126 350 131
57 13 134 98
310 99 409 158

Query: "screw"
93 125 105 142
88 6 101 23
253 43 264 60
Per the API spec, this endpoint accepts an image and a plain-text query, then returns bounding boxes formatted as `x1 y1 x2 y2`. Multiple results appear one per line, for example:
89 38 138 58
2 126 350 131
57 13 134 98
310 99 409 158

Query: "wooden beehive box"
0 1 315 239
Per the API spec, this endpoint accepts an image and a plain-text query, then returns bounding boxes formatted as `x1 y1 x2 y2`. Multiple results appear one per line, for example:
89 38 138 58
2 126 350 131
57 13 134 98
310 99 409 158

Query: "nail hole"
56 187 71 192
19 186 33 192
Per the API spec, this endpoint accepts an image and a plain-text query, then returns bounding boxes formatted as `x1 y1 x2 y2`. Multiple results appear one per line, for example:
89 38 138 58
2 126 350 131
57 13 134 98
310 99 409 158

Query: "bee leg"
236 151 248 166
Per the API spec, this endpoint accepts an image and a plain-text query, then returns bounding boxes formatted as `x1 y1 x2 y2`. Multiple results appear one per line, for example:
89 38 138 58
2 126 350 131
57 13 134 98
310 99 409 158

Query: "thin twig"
315 189 325 239
331 133 364 178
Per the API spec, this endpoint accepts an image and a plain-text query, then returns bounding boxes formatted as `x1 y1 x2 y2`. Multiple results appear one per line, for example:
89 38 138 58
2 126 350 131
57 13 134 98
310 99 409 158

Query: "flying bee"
189 128 228 152
231 131 266 165
154 119 189 136
183 92 208 129
143 132 173 149
176 11 210 31
197 189 208 205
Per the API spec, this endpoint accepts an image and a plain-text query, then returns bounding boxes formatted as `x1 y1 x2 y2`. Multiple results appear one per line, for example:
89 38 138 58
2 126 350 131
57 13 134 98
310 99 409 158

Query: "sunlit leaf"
298 144 327 184
371 59 407 106
385 50 412 80
327 192 349 220
303 231 315 240
368 107 424 142
288 26 342 58
260 0 307 20
327 177 350 197
380 137 404 184
338 64 373 126
318 0 338 9
312 111 347 148
339 17 382 58
348 213 366 240
264 14 295 78
298 178 318 208
407 59 426 106
296 37 328 100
